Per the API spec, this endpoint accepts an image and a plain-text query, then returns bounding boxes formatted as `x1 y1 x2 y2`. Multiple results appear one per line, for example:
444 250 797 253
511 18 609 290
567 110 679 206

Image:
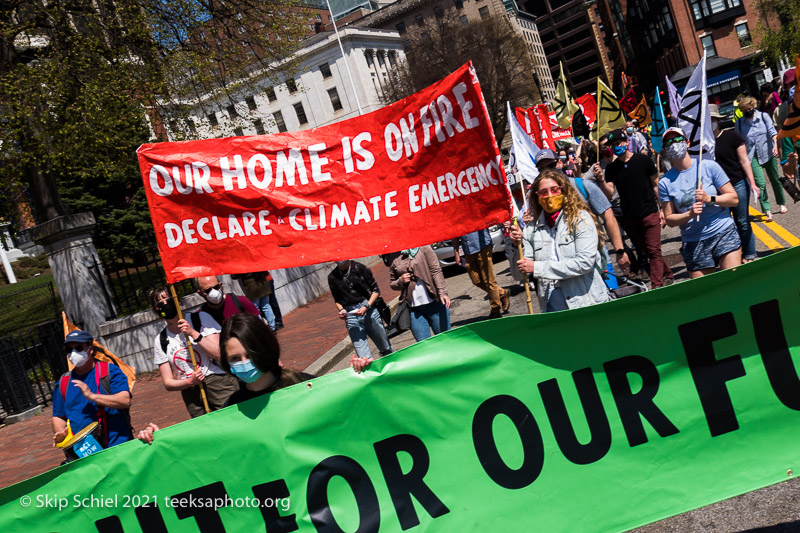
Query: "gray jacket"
522 210 610 310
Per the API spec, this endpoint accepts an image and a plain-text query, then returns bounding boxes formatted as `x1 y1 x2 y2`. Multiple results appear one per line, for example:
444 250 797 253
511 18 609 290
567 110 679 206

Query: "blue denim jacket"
736 111 777 165
459 228 493 256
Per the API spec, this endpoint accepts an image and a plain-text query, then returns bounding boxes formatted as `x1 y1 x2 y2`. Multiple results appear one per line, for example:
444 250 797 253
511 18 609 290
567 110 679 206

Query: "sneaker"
780 205 788 214
663 277 675 286
274 323 285 331
488 308 502 319
500 288 510 313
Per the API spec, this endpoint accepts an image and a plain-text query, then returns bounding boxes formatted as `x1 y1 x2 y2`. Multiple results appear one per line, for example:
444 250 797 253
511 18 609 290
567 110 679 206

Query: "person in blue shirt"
658 128 741 278
52 330 133 449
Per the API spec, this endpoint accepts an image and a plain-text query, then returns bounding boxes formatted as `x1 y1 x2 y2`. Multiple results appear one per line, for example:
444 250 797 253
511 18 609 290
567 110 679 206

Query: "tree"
0 0 311 255
381 14 540 147
754 0 800 66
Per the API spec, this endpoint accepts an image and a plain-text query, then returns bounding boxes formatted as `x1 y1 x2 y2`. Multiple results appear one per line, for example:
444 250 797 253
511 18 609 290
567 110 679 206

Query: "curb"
303 296 401 376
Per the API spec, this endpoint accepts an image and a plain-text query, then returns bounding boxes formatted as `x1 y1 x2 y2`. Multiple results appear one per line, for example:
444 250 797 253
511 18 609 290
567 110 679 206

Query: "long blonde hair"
526 169 605 248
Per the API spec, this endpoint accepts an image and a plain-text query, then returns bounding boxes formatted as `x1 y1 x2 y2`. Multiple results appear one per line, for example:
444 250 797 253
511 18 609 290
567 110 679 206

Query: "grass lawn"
0 274 63 337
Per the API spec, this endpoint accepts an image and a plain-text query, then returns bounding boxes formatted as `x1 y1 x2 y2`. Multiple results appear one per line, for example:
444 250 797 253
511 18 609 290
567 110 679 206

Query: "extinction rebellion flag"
137 63 512 283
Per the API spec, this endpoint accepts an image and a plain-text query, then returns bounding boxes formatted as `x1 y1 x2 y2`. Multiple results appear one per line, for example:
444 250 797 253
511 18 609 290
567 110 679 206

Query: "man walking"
599 129 674 287
453 229 509 318
196 275 260 325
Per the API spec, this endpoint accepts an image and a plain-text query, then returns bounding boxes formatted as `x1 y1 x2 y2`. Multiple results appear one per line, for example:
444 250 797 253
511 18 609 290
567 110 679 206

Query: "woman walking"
389 246 451 341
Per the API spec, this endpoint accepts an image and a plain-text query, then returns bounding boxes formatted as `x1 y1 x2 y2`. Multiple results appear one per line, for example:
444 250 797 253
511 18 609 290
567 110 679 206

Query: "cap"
783 68 796 87
662 127 686 143
607 129 627 143
535 148 557 167
64 330 93 346
708 104 723 119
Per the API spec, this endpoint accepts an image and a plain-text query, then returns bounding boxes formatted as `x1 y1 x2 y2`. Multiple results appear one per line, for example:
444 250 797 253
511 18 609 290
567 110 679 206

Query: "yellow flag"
628 95 652 127
597 78 626 137
554 63 579 130
777 55 800 141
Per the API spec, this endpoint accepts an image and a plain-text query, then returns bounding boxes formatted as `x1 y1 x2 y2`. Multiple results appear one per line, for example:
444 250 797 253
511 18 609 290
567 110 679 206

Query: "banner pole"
169 284 210 414
513 218 534 315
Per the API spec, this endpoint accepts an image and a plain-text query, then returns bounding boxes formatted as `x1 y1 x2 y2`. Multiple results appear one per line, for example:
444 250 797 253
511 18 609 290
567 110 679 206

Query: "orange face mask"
538 194 564 214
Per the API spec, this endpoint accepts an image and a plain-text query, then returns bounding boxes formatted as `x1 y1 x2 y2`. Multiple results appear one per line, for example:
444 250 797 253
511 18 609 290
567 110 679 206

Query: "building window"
294 102 308 125
479 6 490 20
700 34 717 57
460 14 469 25
416 13 425 26
690 0 741 20
316 13 322 20
254 118 266 135
736 22 751 47
396 21 406 34
207 112 218 127
265 86 276 102
234 127 244 136
227 104 237 117
245 96 257 111
286 78 297 93
328 88 343 111
454 0 464 8
319 62 332 78
273 111 287 132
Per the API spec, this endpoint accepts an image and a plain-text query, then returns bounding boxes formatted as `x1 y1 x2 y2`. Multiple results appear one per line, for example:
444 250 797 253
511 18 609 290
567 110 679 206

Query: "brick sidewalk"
0 258 395 490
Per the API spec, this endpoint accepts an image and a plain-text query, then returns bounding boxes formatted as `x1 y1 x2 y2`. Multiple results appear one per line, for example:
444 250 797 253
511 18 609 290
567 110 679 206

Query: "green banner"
2 247 800 532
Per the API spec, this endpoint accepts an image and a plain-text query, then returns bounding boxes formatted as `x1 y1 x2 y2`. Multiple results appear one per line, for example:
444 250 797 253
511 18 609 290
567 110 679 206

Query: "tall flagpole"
325 0 363 116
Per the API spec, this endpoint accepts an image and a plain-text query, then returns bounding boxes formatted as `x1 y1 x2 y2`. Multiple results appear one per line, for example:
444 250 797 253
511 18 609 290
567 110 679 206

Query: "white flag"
677 53 715 160
665 76 682 118
507 102 540 185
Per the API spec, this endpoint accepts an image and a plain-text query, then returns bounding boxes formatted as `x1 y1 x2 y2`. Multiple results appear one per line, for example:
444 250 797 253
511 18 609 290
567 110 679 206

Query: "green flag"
2 248 800 532
554 62 579 130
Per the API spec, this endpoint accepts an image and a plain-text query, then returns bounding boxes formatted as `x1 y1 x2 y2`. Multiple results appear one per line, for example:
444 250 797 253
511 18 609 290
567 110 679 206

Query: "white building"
167 27 406 140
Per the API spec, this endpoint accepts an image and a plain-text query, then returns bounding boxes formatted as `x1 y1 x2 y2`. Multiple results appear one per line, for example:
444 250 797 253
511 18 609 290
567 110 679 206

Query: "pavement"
2 184 800 530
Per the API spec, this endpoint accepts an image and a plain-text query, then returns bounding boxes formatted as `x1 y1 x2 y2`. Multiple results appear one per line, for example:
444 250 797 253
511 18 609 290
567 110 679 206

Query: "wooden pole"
513 218 534 315
169 284 210 414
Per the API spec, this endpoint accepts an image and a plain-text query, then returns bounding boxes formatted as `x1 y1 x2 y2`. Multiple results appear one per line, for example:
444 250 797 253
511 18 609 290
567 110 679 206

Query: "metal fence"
0 283 64 419
99 245 195 318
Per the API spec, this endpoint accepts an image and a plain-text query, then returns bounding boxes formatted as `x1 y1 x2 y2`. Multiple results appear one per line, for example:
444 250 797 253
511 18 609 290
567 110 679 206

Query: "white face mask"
205 288 223 305
69 350 90 367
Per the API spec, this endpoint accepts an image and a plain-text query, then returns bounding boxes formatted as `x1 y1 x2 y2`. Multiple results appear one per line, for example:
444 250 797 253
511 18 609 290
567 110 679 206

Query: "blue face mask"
626 127 634 134
613 145 627 156
229 359 263 383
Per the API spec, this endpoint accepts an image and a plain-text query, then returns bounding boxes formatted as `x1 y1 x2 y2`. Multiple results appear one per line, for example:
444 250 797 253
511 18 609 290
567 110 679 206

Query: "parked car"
431 225 507 268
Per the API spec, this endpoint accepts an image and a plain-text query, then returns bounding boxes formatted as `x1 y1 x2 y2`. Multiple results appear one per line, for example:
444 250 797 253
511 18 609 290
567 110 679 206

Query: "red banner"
516 106 541 148
138 63 511 283
575 93 597 126
548 111 573 141
532 105 556 150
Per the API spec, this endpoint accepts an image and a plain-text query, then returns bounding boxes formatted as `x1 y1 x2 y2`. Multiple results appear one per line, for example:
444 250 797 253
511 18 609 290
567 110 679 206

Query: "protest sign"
138 63 511 283
2 247 800 532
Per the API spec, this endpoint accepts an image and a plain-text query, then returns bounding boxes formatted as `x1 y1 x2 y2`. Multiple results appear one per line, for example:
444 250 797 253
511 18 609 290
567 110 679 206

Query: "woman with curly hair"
510 169 610 312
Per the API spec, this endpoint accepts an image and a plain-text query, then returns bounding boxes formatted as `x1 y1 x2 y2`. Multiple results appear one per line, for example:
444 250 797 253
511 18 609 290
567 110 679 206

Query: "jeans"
344 300 392 359
251 295 276 330
751 156 785 211
622 211 673 287
409 301 450 341
731 179 756 260
268 279 283 327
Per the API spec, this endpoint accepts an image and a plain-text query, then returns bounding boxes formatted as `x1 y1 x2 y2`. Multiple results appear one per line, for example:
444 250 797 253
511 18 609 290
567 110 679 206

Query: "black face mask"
744 109 756 118
155 299 178 320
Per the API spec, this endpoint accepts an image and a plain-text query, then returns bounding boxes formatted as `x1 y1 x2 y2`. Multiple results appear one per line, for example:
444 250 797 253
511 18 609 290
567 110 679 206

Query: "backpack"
58 360 131 446
189 295 244 331
574 177 588 200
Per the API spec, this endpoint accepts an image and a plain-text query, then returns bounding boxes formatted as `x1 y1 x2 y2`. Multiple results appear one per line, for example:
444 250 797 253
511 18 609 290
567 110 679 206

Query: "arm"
158 362 203 391
177 317 220 361
695 182 738 208
532 214 599 280
650 173 666 227
596 167 615 200
52 416 68 446
68 379 131 409
661 199 698 228
736 144 759 195
388 261 404 291
601 209 630 268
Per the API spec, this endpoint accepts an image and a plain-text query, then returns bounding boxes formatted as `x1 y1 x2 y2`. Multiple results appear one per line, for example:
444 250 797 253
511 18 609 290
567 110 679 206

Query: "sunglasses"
664 135 685 147
200 283 222 295
535 186 562 198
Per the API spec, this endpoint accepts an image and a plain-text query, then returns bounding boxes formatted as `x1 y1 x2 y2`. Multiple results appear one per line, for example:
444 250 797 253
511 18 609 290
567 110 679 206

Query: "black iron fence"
99 245 195 318
0 283 64 420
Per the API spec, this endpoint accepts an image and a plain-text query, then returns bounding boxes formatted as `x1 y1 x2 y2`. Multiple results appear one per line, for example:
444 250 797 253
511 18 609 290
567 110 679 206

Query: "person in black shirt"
598 129 674 287
710 104 759 262
328 260 393 366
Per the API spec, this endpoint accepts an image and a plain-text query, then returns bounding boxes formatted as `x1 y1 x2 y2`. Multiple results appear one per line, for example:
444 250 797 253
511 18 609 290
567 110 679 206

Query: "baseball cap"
662 127 686 143
708 104 723 119
607 129 627 144
64 330 93 346
535 148 557 168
